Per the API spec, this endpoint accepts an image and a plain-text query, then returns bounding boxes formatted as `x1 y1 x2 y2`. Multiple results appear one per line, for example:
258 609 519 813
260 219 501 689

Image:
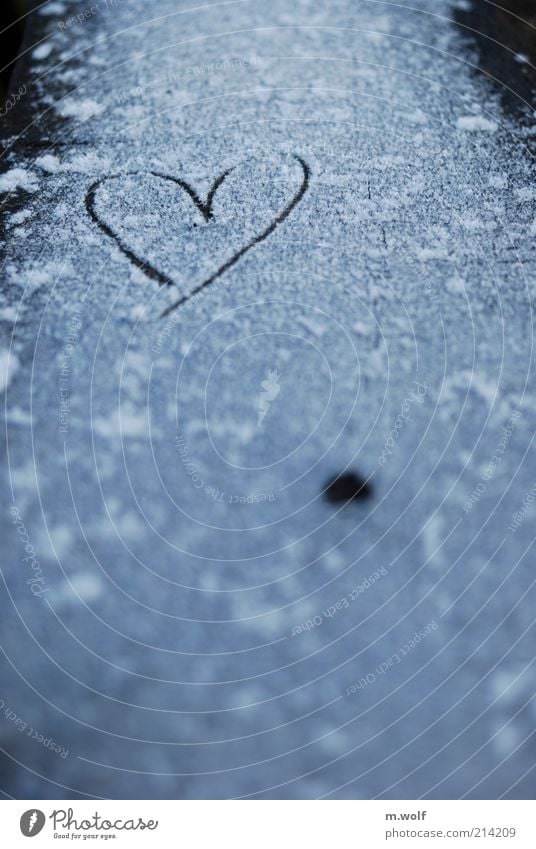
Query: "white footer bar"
1 800 534 848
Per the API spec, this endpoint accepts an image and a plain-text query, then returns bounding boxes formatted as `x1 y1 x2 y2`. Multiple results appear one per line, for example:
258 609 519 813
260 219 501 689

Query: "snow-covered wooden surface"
1 0 535 798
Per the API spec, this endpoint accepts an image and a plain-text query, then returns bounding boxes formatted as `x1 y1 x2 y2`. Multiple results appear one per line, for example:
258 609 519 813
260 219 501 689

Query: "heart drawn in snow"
85 154 310 317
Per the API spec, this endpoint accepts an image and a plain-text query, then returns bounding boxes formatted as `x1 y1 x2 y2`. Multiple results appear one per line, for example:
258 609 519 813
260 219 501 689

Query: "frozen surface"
0 0 535 799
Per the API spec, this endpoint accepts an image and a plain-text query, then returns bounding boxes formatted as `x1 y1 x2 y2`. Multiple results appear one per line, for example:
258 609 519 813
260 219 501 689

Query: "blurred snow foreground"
0 0 535 799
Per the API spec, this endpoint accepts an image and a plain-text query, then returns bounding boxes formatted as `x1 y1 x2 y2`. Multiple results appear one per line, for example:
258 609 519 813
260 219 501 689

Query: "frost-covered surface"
0 0 535 799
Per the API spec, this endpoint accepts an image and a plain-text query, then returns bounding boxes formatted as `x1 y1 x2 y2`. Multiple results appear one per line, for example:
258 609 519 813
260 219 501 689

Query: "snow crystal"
33 43 53 61
60 151 111 172
35 154 61 173
514 187 536 203
491 667 533 703
233 421 256 444
5 406 32 425
39 1 67 13
69 573 104 602
492 723 520 757
353 321 374 336
8 209 32 225
322 550 345 572
57 99 104 121
446 275 466 295
50 525 74 557
116 512 144 540
93 407 149 439
421 514 446 567
467 373 499 406
0 168 38 194
298 315 327 337
406 109 428 125
25 268 54 291
0 350 19 392
456 115 498 133
488 174 507 189
0 306 19 322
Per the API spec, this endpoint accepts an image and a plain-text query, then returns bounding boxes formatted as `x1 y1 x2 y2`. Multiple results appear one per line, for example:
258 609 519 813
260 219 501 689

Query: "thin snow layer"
1 0 535 800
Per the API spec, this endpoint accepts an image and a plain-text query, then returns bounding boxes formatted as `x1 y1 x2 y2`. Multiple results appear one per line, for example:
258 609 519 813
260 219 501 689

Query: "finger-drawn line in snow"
85 155 310 318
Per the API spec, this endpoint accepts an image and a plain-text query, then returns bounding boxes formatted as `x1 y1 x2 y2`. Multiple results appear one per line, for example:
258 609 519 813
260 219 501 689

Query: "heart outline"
85 155 310 318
